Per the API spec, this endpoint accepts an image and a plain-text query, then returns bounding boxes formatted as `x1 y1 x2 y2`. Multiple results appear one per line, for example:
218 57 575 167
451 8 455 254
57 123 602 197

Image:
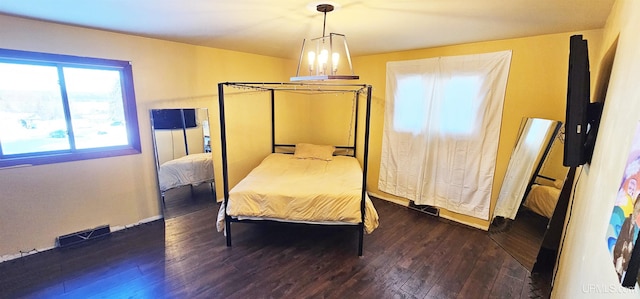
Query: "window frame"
0 48 141 168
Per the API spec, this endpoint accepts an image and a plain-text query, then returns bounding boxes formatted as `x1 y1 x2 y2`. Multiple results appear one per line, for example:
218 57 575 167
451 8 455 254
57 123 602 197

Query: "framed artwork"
607 122 640 288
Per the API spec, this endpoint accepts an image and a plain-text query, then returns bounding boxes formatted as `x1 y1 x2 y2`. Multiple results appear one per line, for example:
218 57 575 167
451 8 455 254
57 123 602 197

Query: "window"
393 74 483 136
0 48 141 167
393 74 427 134
439 74 483 135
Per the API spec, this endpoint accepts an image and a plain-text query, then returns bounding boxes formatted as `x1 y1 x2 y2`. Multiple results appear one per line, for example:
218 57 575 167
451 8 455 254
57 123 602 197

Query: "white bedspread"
159 153 214 192
216 153 379 233
523 184 561 218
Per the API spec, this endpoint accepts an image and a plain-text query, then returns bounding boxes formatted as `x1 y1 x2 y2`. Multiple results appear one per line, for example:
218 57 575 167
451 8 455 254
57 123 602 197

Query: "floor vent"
57 225 111 248
408 201 440 217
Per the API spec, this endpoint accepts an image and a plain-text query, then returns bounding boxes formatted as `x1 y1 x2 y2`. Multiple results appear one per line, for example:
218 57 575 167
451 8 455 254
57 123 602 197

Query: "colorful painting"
607 122 640 287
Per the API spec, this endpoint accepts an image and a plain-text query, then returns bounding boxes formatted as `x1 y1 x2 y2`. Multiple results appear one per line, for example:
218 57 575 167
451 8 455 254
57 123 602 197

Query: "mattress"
523 184 561 218
216 153 379 233
158 153 214 192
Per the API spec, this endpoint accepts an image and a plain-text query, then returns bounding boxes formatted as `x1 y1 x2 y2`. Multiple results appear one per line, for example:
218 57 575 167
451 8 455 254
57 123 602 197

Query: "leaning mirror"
490 117 567 270
150 108 216 219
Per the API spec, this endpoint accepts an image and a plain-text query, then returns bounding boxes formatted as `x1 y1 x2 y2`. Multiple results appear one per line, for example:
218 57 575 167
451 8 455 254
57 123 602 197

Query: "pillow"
294 143 335 161
553 179 565 189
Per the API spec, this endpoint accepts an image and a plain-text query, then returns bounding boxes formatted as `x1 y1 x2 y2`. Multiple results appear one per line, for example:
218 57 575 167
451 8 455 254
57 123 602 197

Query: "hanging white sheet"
379 50 512 220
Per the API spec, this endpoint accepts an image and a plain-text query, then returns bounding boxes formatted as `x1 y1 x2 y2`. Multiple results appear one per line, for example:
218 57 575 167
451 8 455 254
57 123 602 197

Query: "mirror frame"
150 108 215 217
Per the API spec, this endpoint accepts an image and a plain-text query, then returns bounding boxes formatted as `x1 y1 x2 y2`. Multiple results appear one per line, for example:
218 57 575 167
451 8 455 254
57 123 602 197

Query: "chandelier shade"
290 4 359 81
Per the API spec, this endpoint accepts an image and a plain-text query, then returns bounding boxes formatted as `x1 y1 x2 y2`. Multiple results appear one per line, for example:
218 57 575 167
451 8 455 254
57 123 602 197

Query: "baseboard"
0 246 55 263
439 213 490 231
367 191 409 207
0 215 164 264
111 215 163 232
368 191 489 231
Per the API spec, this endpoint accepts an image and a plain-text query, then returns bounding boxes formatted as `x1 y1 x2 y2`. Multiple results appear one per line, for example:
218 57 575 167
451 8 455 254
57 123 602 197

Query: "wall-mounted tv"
564 35 601 167
151 109 197 130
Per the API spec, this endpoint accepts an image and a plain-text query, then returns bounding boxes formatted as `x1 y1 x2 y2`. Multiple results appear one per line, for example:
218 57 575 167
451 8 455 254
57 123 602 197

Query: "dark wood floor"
0 198 551 299
162 183 217 219
488 209 550 271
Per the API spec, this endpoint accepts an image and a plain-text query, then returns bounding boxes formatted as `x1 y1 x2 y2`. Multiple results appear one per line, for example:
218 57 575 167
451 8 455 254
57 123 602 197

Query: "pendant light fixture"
290 4 359 81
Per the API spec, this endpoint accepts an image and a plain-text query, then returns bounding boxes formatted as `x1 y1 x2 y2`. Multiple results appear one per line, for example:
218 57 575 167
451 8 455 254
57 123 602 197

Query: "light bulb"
307 51 315 73
332 52 340 74
319 49 329 74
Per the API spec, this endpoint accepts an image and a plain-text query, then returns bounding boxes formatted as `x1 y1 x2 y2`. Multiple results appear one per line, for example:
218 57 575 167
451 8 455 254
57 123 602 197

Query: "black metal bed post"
150 112 166 209
218 83 232 247
522 121 563 205
353 91 359 158
180 110 189 155
271 89 276 153
358 85 373 256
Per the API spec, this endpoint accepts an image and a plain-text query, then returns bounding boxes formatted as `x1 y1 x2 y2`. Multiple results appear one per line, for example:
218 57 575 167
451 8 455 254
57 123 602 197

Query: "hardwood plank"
488 253 529 298
0 197 552 298
400 224 473 297
489 210 548 270
424 226 490 298
59 266 143 298
329 214 451 298
456 237 507 299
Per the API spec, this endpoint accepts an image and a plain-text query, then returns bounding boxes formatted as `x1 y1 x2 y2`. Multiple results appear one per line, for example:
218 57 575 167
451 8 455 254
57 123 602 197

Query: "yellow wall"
153 127 205 165
0 9 616 263
0 14 290 259
353 30 603 229
220 90 274 188
220 89 365 190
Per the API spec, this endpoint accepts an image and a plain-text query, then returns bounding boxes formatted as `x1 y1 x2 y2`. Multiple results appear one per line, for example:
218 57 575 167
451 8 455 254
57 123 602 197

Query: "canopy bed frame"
217 82 375 256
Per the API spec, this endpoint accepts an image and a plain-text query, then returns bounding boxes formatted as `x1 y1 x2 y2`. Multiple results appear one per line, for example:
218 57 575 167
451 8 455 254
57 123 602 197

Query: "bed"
217 82 377 256
522 180 563 218
216 150 379 233
158 153 214 193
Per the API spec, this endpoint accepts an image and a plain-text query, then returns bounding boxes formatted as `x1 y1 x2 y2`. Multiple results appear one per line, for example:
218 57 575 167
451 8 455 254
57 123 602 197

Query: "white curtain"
379 50 512 220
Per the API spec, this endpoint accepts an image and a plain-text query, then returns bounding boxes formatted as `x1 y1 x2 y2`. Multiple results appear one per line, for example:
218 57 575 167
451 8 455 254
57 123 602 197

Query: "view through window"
393 74 482 136
0 49 140 167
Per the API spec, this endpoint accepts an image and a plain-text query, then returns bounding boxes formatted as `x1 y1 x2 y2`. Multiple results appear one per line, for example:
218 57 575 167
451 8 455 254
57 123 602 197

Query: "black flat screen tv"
563 35 591 167
152 109 197 130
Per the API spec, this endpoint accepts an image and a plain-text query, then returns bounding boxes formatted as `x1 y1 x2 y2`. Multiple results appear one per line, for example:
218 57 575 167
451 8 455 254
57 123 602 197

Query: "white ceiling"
0 0 615 59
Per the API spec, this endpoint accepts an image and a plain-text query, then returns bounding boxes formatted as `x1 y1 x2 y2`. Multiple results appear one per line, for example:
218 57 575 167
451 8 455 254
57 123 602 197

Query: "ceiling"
0 0 615 59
